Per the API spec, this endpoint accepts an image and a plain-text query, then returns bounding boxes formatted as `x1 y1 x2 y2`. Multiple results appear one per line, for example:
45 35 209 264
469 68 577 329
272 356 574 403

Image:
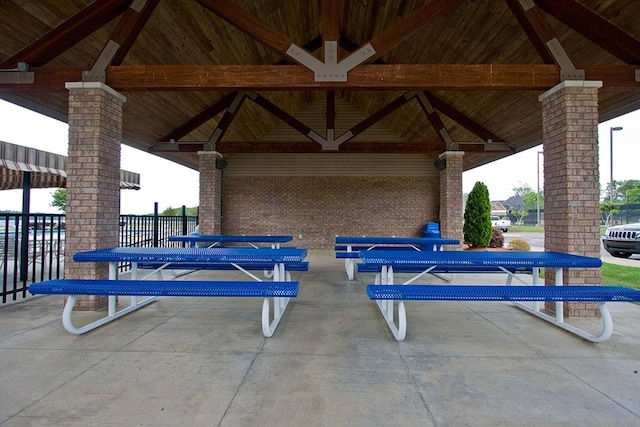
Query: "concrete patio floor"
1 250 639 426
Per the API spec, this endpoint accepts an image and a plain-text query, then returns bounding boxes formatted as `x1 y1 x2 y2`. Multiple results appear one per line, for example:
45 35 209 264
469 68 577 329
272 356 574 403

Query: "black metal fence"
1 206 197 304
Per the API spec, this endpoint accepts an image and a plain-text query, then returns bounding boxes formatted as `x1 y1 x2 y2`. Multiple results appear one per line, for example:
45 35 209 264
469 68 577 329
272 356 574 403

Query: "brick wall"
439 151 464 248
540 81 602 317
198 151 222 234
65 83 125 310
221 176 440 249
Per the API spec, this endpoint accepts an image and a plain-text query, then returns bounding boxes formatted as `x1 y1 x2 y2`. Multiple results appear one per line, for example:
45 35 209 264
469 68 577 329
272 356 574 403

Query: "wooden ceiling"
1 0 639 171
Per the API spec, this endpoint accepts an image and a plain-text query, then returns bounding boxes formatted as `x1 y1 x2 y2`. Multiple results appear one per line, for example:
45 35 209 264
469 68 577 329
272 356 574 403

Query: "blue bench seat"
366 284 640 343
137 261 309 271
367 284 640 302
29 279 299 337
29 279 298 298
357 263 532 274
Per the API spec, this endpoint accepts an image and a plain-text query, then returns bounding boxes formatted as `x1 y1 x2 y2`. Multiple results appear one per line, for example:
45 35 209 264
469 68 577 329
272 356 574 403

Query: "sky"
0 99 638 213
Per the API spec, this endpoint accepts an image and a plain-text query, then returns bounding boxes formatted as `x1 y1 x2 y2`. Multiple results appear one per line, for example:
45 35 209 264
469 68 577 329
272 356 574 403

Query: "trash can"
421 222 440 250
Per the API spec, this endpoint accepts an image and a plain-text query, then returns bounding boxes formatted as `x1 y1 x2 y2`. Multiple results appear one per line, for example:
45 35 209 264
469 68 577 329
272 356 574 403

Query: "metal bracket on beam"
287 42 376 82
0 62 34 84
546 38 584 81
635 70 640 82
0 71 34 84
130 0 147 13
83 40 121 82
517 0 535 11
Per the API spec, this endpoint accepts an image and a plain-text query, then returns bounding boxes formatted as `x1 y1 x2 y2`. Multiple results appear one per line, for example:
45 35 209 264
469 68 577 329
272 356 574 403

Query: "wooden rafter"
194 0 295 63
504 0 556 64
415 93 454 146
0 0 131 68
423 93 505 143
322 0 341 43
159 93 236 142
156 36 324 146
208 93 247 147
344 93 415 143
213 140 510 154
326 91 336 138
7 64 637 91
109 0 161 66
246 92 321 143
354 0 466 65
505 0 584 79
536 0 640 65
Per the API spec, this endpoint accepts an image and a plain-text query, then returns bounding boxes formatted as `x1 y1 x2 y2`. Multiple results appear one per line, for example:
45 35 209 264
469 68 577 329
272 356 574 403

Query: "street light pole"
610 126 623 203
537 151 542 227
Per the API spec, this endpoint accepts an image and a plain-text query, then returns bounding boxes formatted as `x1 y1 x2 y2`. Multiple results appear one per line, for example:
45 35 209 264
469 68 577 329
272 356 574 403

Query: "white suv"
602 222 640 258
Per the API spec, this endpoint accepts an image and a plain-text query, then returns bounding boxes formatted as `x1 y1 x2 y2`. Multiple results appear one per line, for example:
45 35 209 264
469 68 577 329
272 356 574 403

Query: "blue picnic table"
356 249 631 343
334 235 460 280
31 246 308 337
169 234 293 248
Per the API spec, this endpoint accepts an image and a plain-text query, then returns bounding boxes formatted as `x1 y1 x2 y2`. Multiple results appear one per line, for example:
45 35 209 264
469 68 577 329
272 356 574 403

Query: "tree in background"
600 201 620 226
509 182 543 225
50 188 66 212
463 181 492 248
604 179 640 204
601 179 640 225
161 206 199 216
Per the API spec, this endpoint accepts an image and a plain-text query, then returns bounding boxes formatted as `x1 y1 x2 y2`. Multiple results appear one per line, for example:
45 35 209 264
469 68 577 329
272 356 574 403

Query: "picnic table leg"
374 298 406 341
261 295 291 338
61 293 157 335
345 245 355 280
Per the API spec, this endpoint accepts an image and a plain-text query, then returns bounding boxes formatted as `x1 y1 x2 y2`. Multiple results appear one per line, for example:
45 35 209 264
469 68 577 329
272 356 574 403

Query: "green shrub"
463 182 492 248
508 238 531 251
490 228 504 248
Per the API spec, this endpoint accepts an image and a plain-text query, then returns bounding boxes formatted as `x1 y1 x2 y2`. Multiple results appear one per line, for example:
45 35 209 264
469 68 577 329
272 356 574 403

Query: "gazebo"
1 0 639 311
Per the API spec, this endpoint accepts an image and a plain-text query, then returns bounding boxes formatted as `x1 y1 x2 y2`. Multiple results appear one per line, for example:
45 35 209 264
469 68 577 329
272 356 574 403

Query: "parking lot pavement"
504 231 639 267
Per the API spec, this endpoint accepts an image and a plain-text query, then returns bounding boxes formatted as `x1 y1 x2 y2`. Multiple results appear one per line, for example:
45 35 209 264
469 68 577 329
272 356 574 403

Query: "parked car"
490 216 511 232
602 222 640 258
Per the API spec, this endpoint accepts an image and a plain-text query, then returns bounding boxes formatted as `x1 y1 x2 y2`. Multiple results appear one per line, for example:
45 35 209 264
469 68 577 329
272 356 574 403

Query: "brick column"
438 151 464 249
539 81 602 317
64 82 126 311
198 151 223 234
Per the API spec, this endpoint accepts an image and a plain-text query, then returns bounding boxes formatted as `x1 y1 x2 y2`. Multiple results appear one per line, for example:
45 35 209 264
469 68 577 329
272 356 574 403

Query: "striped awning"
0 140 140 190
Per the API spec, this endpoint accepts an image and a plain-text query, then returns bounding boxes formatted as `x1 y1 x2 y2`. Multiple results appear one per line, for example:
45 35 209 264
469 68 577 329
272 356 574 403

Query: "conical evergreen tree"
463 181 492 247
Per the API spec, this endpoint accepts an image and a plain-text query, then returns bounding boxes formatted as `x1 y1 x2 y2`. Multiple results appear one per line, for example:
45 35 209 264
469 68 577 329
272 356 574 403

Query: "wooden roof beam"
245 92 325 146
505 0 583 80
157 36 324 144
159 93 236 142
423 92 506 144
208 92 247 149
3 64 638 91
110 0 160 66
194 0 296 63
0 0 131 69
504 0 556 64
322 0 341 44
85 0 160 81
336 92 415 145
352 0 466 65
213 140 513 154
536 0 640 65
415 92 455 148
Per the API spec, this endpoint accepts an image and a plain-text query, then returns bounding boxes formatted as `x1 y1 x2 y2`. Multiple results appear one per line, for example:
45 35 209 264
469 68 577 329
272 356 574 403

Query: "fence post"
181 205 187 236
153 202 159 247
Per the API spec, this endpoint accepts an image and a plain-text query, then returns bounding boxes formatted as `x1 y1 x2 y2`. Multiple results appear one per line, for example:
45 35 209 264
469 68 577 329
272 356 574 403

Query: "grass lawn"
601 262 640 289
510 225 544 233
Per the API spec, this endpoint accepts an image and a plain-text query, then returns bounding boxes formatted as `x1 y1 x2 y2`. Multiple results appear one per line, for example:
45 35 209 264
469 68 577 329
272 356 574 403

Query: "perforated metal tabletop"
73 247 307 264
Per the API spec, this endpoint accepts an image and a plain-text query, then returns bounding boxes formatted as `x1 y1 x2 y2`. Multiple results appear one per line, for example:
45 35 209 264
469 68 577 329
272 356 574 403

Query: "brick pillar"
539 81 602 317
198 151 223 234
64 82 126 311
438 151 464 249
